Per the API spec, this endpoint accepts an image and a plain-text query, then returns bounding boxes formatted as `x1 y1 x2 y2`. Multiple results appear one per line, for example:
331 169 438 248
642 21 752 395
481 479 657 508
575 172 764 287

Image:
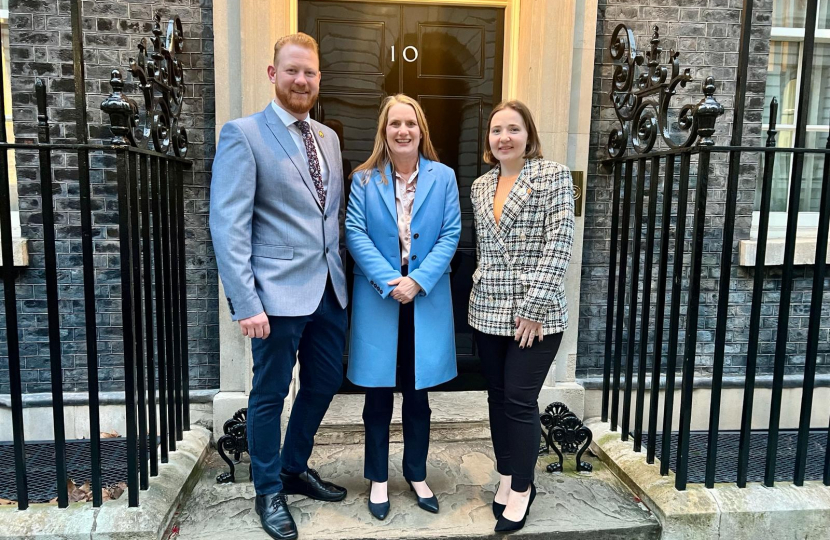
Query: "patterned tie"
295 120 326 208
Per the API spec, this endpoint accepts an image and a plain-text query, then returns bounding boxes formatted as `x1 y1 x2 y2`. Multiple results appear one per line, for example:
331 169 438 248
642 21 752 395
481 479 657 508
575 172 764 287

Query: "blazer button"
414 233 419 239
411 254 417 260
324 215 328 221
326 247 330 254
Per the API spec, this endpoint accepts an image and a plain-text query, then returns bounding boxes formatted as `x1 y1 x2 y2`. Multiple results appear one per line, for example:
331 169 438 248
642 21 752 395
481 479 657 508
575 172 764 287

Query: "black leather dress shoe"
280 468 347 502
255 493 298 540
407 479 439 514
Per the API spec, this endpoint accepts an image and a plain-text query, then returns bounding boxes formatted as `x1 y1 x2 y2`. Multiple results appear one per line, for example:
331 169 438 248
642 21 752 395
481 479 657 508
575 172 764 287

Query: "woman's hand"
514 316 543 349
388 276 422 304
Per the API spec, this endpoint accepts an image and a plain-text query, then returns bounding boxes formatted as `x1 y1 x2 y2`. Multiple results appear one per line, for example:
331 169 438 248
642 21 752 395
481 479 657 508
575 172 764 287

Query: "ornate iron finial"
607 24 723 157
101 14 187 157
100 70 140 146
694 77 724 146
766 97 778 148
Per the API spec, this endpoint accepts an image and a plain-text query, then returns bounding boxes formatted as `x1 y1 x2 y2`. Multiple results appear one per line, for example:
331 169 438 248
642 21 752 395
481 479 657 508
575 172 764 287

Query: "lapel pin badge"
527 188 533 194
318 130 325 138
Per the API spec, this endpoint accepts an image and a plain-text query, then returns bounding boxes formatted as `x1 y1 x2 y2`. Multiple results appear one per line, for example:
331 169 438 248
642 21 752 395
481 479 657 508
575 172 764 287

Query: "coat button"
326 247 330 254
411 255 417 260
324 215 328 221
414 233 419 239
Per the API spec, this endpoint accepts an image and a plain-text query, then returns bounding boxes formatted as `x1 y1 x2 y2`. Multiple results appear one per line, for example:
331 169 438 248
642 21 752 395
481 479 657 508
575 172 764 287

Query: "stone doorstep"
0 426 211 540
586 418 830 540
168 439 660 540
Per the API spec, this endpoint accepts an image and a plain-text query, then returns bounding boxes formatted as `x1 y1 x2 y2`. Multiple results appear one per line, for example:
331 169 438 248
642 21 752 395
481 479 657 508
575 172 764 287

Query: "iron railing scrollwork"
607 24 724 158
102 14 188 158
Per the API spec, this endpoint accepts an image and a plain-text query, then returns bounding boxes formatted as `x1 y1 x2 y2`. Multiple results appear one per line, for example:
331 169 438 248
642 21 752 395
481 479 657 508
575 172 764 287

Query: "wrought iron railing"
0 2 192 509
601 0 830 492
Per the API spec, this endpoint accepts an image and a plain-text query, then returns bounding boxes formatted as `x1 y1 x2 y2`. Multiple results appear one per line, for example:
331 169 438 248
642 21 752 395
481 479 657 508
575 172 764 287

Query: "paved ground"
167 439 659 539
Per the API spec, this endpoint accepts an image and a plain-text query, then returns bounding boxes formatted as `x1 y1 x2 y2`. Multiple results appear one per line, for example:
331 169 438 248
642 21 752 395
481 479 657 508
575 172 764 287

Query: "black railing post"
140 153 159 476
634 156 660 451
765 0 819 487
704 0 753 490
128 150 149 490
661 151 691 476
794 123 830 485
176 162 191 429
160 158 177 451
737 99 779 487
36 79 69 508
612 160 634 431
647 154 675 464
151 156 170 463
602 161 623 423
676 148 710 491
169 160 184 441
116 148 140 507
622 159 646 441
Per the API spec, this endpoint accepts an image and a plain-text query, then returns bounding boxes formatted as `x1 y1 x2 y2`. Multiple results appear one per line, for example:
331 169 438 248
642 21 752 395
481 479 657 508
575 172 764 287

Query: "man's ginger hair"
273 32 320 66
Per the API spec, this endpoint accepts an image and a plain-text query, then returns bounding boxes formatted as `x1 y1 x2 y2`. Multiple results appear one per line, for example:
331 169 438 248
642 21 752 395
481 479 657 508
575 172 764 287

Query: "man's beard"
276 85 318 115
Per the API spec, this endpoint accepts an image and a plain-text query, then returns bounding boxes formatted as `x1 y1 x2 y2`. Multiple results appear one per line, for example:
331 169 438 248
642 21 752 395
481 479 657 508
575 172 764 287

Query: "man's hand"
515 316 544 349
388 276 421 304
239 312 270 339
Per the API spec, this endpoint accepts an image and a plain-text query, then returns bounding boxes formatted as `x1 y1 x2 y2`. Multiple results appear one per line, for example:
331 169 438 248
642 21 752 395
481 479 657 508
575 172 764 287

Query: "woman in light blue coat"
346 94 461 521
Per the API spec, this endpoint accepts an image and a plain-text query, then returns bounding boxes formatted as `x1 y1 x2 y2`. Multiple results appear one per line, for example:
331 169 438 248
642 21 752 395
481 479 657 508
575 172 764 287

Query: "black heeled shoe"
367 481 390 521
492 482 506 519
406 479 439 514
494 483 536 533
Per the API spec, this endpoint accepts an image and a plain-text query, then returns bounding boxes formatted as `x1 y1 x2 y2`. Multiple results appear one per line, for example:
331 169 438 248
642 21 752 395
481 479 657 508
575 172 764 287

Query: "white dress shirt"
270 100 330 194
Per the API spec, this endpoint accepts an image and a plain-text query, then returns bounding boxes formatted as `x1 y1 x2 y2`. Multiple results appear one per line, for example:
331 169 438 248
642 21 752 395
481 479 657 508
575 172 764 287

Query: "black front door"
299 1 504 391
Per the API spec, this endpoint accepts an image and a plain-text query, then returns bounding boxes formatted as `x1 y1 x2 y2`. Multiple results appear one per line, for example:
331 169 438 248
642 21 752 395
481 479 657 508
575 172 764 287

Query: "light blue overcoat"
346 156 461 390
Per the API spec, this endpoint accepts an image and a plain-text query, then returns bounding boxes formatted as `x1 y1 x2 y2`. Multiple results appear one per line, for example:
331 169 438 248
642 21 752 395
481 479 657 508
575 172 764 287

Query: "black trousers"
474 330 564 492
362 268 431 483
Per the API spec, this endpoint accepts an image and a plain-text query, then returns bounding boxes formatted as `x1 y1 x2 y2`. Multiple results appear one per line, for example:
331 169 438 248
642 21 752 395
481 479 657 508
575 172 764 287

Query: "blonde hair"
351 94 440 184
273 33 320 66
483 100 544 166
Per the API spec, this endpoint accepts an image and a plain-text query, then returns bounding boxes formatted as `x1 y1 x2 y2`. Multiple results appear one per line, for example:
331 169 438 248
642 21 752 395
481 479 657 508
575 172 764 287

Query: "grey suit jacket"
210 104 348 320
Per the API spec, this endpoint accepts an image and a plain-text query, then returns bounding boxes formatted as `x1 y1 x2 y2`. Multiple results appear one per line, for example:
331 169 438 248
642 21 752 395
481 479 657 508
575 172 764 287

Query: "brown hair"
483 100 544 166
351 94 440 185
273 32 320 66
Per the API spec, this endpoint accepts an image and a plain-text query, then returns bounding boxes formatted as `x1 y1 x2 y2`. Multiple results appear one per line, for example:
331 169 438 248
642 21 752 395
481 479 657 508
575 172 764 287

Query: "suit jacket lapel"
411 156 435 219
497 159 535 237
263 105 323 212
376 163 398 223
480 167 500 237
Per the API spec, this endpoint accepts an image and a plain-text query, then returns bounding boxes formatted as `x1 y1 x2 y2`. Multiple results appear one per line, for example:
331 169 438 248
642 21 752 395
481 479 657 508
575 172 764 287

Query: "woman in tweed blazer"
469 100 574 533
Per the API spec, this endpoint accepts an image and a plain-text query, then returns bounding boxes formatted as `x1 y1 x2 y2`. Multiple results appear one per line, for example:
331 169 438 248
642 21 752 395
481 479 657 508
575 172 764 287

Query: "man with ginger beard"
210 33 348 540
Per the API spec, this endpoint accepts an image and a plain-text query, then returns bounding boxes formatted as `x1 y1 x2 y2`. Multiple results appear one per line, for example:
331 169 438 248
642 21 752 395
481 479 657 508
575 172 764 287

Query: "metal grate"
639 429 829 484
0 438 140 503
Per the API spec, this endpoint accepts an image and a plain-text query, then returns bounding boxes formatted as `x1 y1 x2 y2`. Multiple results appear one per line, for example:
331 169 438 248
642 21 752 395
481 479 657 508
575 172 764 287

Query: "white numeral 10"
391 45 419 63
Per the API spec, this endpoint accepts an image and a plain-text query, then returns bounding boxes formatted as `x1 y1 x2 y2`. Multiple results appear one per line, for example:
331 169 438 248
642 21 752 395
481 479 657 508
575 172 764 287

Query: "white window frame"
747 8 830 247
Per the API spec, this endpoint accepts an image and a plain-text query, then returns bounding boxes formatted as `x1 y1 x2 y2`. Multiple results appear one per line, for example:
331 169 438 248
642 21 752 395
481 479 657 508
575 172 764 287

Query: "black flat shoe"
367 481 390 521
407 479 439 514
492 482 506 519
280 468 347 502
494 483 536 533
255 493 298 540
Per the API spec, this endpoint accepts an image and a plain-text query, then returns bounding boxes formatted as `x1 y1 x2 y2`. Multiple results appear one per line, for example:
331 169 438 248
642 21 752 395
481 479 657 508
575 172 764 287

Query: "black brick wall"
0 0 217 393
578 0 830 380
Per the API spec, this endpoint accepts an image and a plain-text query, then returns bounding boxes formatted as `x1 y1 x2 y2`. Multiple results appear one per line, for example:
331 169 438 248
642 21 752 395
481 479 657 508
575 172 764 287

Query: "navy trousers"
247 281 347 495
362 268 432 483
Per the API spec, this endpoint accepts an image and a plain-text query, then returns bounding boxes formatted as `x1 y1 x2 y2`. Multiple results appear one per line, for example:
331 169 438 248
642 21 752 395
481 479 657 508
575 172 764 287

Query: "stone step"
167 439 660 540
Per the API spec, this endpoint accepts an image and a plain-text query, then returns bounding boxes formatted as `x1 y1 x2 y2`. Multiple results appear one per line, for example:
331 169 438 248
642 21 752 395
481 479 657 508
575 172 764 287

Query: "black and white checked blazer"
468 158 575 336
